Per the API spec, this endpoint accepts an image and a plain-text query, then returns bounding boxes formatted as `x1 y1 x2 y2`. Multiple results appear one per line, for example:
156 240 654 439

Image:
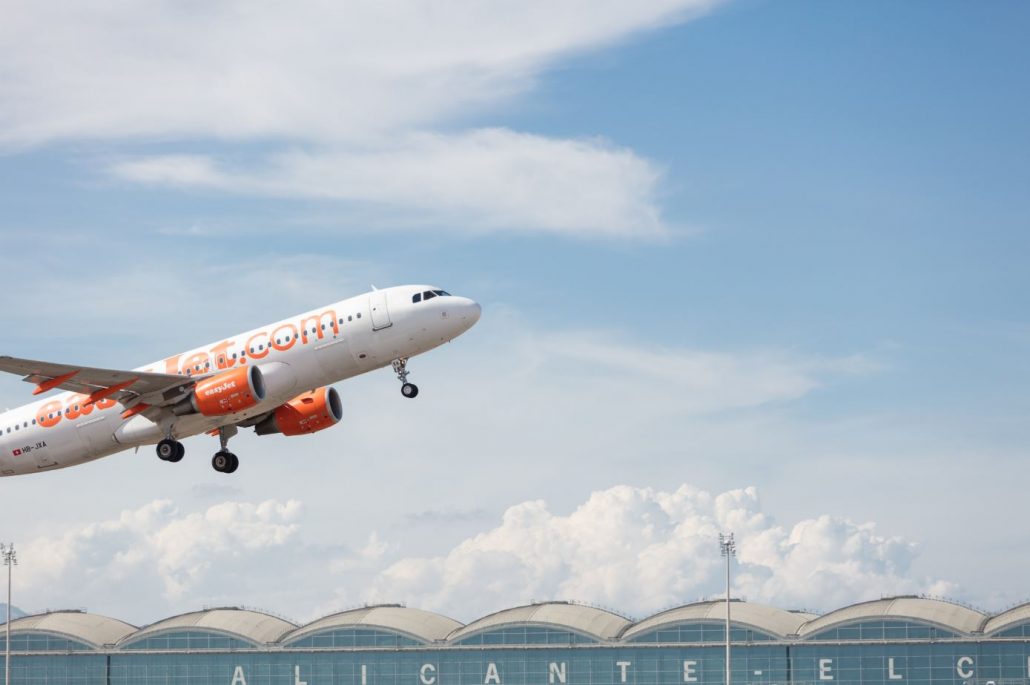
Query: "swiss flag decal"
12 449 21 456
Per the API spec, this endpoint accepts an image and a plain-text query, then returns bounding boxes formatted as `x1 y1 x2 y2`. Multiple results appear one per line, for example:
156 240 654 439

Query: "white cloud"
0 2 716 237
367 484 956 619
16 499 305 619
8 486 956 626
0 1 717 145
110 130 667 237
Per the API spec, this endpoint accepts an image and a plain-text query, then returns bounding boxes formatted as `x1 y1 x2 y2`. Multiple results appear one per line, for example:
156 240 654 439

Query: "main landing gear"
393 358 419 398
156 438 185 463
155 426 239 474
212 426 239 474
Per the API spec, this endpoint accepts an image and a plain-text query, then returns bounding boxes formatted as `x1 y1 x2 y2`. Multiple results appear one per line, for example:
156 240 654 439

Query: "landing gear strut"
393 358 419 398
212 426 239 474
156 437 185 463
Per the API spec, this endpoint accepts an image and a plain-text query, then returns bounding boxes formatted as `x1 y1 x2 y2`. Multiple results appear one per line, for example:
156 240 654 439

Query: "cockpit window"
433 290 450 296
423 291 437 300
412 292 422 303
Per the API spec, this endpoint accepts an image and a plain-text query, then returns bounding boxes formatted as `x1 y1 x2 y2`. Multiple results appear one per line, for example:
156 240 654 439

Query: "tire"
156 439 178 461
225 453 239 474
212 451 231 473
401 383 419 398
168 442 185 463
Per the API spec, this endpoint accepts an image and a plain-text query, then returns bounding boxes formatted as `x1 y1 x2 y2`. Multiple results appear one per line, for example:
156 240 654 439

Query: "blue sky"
0 0 1028 624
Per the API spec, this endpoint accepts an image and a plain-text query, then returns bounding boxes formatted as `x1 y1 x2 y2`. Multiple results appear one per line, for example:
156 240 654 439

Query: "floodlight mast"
719 533 737 685
2 543 16 685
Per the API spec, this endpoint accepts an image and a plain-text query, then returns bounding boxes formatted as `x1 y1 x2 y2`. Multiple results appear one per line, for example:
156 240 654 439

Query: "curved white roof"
449 602 631 642
120 608 296 647
798 597 987 638
622 601 814 640
982 603 1030 636
8 611 136 648
283 605 462 644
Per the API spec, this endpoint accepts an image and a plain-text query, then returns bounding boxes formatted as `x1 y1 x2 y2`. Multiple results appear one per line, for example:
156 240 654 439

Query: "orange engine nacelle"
255 387 342 436
174 365 266 417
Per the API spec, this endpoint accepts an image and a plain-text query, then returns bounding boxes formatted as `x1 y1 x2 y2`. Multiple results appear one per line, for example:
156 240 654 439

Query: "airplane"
0 285 480 477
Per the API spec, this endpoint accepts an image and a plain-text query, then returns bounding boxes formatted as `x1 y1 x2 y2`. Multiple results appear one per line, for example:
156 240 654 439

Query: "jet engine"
172 365 266 417
254 387 342 436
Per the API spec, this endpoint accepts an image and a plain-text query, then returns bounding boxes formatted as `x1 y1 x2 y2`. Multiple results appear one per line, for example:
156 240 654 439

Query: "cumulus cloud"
17 499 304 619
7 486 957 625
110 130 667 238
367 484 956 619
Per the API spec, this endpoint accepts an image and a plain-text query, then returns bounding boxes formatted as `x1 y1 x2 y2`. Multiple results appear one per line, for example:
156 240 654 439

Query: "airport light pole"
719 533 736 685
2 544 15 685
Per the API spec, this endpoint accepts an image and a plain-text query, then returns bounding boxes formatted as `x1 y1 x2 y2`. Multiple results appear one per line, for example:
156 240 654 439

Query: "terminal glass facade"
3 636 1030 685
4 599 1030 685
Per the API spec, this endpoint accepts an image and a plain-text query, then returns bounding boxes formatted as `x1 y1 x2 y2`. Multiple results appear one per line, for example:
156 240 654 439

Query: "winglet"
370 284 378 291
32 371 79 395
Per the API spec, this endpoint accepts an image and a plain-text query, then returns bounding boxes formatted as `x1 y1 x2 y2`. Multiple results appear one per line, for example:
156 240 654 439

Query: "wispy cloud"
0 1 717 146
0 2 720 238
110 130 668 238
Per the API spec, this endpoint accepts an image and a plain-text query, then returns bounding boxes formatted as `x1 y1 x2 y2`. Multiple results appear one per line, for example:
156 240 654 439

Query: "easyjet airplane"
0 285 480 476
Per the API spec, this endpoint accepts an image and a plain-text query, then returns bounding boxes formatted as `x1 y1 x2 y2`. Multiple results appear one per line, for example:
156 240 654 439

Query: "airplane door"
369 292 393 331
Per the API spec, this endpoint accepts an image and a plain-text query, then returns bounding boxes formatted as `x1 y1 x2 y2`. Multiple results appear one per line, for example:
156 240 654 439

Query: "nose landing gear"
393 358 419 398
212 425 239 474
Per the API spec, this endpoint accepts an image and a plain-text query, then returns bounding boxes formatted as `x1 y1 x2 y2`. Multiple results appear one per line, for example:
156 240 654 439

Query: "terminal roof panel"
7 611 137 648
982 603 1030 635
282 605 462 644
122 608 296 646
448 602 631 642
622 600 814 640
797 597 987 638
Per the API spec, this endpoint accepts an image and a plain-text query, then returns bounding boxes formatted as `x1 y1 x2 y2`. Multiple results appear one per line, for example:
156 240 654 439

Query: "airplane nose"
467 299 482 325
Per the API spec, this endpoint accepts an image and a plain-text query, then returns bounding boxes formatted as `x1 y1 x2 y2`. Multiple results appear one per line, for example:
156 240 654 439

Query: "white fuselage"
0 285 480 476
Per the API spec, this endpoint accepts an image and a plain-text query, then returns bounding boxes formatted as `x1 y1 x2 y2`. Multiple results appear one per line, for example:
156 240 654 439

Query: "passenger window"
348 315 352 321
412 293 422 303
424 291 437 300
357 313 361 318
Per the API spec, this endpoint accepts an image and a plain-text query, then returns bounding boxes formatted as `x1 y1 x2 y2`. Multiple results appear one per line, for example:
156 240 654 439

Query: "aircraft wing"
0 355 194 409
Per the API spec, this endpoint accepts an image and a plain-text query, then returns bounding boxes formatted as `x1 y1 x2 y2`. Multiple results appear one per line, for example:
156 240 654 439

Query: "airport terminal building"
3 597 1030 685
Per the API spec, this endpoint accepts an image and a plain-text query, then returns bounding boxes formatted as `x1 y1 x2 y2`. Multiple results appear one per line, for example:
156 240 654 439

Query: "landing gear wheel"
393 358 419 398
157 439 184 462
212 450 237 474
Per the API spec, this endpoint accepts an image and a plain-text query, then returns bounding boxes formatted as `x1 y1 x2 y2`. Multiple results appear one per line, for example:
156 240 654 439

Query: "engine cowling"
255 387 342 436
173 365 266 417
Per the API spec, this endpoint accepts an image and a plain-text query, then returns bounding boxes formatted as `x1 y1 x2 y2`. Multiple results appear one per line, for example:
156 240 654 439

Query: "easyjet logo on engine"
203 381 237 397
